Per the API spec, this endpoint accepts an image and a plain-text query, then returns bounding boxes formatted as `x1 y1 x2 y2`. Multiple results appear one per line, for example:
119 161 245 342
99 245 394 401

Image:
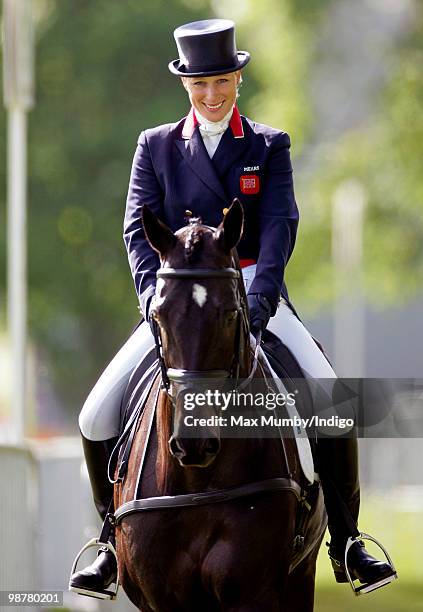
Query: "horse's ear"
215 198 244 253
142 204 177 256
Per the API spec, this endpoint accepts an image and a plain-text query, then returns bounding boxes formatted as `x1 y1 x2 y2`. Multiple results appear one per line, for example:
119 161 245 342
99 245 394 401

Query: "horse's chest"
141 502 284 577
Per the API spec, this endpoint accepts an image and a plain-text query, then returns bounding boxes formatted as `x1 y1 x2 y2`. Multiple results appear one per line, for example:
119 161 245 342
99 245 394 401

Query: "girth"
113 476 303 525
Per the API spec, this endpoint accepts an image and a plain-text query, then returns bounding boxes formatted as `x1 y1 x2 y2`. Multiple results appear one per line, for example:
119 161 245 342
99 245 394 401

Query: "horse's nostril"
169 436 220 465
204 438 220 455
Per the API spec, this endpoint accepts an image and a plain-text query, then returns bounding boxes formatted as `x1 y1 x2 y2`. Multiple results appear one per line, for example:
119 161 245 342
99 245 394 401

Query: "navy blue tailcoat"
123 107 299 318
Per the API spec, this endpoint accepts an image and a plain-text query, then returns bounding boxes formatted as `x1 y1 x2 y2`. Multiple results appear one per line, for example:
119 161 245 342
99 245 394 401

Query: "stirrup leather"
69 538 119 600
344 532 398 596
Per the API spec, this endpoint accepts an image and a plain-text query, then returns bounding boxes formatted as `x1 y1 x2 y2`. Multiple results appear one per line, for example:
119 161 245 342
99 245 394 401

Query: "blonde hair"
236 74 243 98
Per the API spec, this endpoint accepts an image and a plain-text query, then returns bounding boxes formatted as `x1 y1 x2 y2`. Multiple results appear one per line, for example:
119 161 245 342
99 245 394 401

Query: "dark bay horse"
113 200 326 611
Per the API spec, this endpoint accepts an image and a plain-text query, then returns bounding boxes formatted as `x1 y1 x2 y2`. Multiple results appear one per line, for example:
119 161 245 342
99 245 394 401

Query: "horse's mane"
183 222 204 263
179 220 247 296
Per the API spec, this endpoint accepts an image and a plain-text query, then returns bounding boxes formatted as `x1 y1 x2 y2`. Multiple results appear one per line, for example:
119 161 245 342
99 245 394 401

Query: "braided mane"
184 219 204 263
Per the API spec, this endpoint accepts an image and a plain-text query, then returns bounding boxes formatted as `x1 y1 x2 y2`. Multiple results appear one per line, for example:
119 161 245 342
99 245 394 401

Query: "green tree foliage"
289 2 423 312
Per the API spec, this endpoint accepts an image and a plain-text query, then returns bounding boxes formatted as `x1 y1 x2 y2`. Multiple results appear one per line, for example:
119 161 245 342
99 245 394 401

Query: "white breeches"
79 265 336 441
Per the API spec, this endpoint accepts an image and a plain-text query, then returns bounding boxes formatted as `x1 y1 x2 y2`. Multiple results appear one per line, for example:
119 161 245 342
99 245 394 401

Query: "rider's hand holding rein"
247 293 272 338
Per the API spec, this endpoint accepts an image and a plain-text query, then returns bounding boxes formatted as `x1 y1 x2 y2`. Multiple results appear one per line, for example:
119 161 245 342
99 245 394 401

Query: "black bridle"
151 265 258 402
157 268 240 280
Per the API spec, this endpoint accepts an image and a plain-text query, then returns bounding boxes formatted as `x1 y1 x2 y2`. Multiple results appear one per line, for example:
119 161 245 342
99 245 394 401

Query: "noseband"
151 266 253 401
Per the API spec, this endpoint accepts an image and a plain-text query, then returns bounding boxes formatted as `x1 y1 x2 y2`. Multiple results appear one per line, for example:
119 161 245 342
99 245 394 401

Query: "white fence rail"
0 440 136 611
0 445 38 612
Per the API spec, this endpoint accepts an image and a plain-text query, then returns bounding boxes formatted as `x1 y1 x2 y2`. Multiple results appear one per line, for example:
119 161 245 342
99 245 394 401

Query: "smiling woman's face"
182 71 241 122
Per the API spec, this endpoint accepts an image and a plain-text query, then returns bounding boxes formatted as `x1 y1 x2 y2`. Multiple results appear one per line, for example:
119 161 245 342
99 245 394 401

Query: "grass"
313 492 423 611
315 582 423 612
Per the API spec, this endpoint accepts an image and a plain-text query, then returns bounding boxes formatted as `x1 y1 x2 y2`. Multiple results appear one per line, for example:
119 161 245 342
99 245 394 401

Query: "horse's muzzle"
169 436 221 468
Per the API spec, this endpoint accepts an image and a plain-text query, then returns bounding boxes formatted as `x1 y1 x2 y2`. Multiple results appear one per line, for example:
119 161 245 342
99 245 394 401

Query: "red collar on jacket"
181 105 244 139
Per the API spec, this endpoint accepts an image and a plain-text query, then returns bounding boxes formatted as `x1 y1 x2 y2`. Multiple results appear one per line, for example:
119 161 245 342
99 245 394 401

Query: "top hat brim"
168 51 250 77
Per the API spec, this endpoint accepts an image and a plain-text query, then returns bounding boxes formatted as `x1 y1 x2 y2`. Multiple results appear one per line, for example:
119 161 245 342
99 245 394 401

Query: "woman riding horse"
70 18 394 600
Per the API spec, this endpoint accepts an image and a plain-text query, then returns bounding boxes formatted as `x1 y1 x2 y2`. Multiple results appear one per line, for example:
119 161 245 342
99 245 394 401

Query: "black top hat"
168 19 250 77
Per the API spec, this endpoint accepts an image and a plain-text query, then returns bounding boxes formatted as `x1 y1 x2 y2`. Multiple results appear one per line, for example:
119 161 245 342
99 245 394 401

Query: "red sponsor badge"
240 174 260 195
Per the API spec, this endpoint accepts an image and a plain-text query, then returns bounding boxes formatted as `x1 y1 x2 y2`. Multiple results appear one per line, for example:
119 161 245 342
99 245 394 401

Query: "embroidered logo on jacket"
240 174 260 195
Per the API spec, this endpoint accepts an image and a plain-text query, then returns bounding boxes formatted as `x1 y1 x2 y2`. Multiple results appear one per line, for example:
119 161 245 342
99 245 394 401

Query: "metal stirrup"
344 532 398 596
69 538 119 600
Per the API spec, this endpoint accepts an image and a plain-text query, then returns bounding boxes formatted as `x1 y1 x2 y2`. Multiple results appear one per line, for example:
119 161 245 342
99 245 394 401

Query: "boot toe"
70 551 117 591
353 557 395 584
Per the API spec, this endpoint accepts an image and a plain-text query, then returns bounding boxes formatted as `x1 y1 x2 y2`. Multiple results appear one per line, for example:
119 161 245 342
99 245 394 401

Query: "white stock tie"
196 107 233 136
196 107 233 157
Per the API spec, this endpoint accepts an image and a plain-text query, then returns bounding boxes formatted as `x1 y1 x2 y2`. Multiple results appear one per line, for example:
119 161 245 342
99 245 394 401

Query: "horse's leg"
284 543 321 612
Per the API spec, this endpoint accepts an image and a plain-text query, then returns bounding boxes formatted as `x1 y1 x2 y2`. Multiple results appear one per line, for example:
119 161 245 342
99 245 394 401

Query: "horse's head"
142 199 250 468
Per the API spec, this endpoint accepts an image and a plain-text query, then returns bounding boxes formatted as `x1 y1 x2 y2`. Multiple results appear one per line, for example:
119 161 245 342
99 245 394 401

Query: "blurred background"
0 0 422 610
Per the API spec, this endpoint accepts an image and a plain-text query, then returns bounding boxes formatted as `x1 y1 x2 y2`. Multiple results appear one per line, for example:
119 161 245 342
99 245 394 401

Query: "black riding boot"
69 434 119 599
317 435 395 587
